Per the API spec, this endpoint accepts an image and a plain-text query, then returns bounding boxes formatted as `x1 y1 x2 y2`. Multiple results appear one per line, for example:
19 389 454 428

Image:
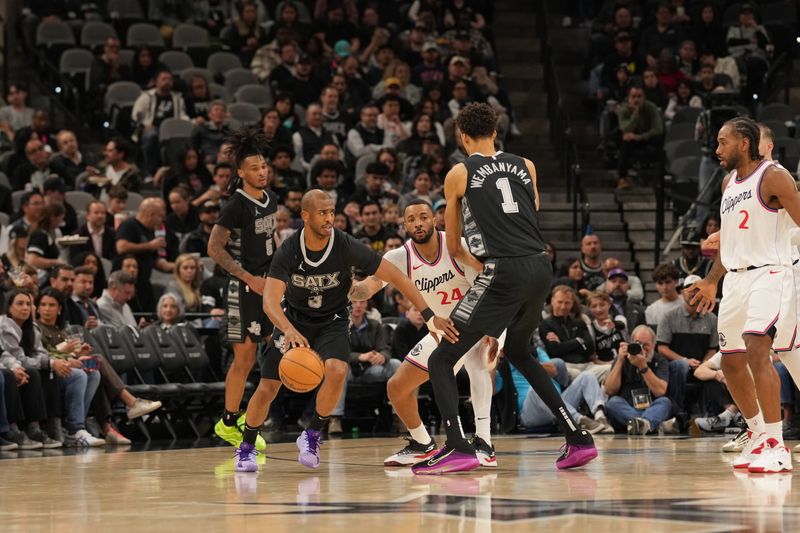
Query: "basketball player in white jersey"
349 199 503 467
691 117 800 473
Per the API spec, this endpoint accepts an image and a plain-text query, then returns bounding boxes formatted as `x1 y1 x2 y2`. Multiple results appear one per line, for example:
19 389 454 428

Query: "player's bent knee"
324 359 349 382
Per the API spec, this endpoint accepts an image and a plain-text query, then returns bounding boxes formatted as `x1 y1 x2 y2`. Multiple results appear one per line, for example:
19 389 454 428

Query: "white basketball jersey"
382 231 476 316
720 160 793 270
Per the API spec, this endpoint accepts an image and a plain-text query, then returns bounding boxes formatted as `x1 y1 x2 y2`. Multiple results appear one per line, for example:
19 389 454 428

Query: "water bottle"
351 426 359 438
155 225 167 258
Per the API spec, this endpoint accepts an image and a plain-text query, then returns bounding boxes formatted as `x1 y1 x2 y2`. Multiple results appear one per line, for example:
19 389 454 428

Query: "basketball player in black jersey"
412 103 597 475
207 128 277 451
233 190 458 472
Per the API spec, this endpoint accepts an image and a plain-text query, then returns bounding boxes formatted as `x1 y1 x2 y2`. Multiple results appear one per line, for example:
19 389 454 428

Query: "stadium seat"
107 0 145 20
671 107 702 125
158 118 194 142
669 156 701 182
179 67 213 85
208 83 231 103
170 324 225 389
763 120 789 139
35 19 76 48
125 191 144 212
227 102 262 125
119 48 135 68
65 191 96 212
763 2 797 28
126 23 164 49
11 190 27 212
206 52 242 80
758 103 795 123
223 68 259 94
234 84 273 110
355 153 377 182
80 21 118 50
103 80 141 115
0 212 9 227
664 122 695 145
773 137 800 172
172 24 209 50
0 171 10 190
59 48 95 92
665 139 703 162
159 51 194 73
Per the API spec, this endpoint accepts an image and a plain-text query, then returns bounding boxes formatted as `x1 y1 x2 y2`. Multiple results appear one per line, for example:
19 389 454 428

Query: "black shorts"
223 276 273 344
260 310 350 379
450 252 552 338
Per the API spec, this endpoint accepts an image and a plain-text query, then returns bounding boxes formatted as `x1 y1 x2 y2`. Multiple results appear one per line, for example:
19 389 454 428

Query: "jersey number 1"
739 210 749 230
496 177 519 214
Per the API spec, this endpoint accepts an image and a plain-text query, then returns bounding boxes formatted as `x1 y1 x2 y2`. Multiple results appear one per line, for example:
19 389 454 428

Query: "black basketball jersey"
461 151 546 259
269 228 382 319
216 188 279 276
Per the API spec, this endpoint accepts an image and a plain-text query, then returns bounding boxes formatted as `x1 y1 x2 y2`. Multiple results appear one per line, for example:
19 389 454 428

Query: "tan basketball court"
2 435 798 532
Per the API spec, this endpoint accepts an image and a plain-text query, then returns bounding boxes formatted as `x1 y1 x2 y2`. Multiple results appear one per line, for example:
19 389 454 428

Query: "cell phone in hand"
82 356 99 370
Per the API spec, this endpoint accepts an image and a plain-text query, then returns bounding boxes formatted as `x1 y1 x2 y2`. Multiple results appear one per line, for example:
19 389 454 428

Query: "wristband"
421 307 435 322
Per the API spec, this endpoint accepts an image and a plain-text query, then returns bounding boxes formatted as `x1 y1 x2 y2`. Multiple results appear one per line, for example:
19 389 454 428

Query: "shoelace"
304 432 322 453
234 447 259 461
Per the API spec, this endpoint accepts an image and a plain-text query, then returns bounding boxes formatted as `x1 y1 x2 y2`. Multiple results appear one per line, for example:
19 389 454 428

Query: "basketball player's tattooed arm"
262 277 310 348
373 259 460 343
443 164 485 273
207 225 266 295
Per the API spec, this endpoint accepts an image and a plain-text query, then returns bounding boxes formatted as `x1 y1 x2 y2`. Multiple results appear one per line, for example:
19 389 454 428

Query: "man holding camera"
604 325 674 434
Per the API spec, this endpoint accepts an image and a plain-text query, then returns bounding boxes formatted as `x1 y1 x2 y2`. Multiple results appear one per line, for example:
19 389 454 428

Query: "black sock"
223 410 239 427
428 340 477 454
507 351 592 445
242 423 260 446
308 412 329 432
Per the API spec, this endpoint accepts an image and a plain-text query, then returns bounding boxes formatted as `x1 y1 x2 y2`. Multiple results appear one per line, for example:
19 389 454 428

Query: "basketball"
279 347 324 393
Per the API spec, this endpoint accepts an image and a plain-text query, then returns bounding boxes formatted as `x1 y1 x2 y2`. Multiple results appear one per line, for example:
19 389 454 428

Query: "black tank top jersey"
269 228 382 319
216 188 278 276
461 151 546 259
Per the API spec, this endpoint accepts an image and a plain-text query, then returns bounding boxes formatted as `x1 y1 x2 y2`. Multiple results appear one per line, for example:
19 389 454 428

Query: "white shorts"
405 330 508 372
718 266 797 354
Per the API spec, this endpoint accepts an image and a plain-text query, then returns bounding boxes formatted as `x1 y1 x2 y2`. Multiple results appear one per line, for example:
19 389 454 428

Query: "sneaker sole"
411 458 481 475
748 464 793 473
235 463 259 473
384 449 437 467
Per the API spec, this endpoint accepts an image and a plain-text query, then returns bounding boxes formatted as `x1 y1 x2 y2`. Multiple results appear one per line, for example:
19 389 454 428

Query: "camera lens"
628 342 642 355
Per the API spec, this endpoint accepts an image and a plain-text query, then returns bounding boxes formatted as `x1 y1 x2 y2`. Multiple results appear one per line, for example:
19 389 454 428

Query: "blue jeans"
668 358 690 408
775 362 797 406
140 128 160 176
520 370 606 428
607 395 673 431
332 359 401 417
59 368 101 433
0 370 8 434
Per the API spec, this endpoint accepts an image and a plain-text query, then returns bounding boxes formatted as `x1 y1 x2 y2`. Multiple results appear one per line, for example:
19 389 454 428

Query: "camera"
627 342 643 356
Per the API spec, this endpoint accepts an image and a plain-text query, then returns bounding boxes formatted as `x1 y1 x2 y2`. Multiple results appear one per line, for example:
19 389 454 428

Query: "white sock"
746 411 765 434
408 424 432 445
464 341 493 445
764 421 784 446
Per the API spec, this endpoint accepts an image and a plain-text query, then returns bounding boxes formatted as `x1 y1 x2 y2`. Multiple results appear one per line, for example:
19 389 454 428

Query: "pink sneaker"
411 445 480 475
556 442 598 469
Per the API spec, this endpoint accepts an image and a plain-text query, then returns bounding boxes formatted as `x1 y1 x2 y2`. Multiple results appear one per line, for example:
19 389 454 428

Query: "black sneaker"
28 428 63 449
472 435 497 467
0 435 18 451
5 430 42 450
383 437 437 466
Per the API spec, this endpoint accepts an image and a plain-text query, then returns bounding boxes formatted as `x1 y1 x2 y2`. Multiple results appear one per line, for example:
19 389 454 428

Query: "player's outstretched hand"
284 326 310 349
701 231 720 252
429 316 459 344
687 278 717 315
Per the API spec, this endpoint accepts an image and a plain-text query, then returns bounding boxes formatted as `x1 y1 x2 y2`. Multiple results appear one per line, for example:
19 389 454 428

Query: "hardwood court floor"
2 435 799 532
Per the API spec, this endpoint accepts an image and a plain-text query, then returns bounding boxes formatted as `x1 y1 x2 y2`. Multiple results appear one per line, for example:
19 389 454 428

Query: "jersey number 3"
496 177 519 214
738 209 749 230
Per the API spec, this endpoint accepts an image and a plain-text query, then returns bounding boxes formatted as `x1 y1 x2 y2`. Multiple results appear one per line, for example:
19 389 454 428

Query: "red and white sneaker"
747 438 793 473
732 431 767 469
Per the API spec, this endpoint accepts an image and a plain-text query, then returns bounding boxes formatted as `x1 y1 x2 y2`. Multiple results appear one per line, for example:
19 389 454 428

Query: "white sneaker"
748 438 793 473
723 428 749 453
127 398 162 420
732 431 767 469
65 429 106 448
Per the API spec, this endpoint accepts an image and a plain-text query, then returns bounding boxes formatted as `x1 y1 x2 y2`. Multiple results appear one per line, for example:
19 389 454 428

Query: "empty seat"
227 103 261 125
80 21 118 49
90 325 157 396
172 24 209 50
159 50 194 73
669 156 701 181
107 0 144 20
208 83 231 103
759 103 795 123
36 19 76 48
206 52 242 79
665 139 703 162
665 122 695 144
179 67 213 85
234 84 272 109
170 324 224 389
223 68 259 93
763 120 790 139
158 118 194 141
126 23 164 49
671 107 702 125
104 80 141 119
65 191 96 212
59 48 95 92
126 191 144 212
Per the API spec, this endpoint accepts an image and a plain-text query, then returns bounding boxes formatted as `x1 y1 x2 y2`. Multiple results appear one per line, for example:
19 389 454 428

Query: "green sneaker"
214 415 266 451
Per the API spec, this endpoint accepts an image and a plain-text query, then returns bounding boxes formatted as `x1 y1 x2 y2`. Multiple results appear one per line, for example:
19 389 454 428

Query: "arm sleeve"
344 233 382 276
115 219 138 243
616 105 635 133
641 104 664 140
346 129 367 158
26 231 49 256
0 323 46 370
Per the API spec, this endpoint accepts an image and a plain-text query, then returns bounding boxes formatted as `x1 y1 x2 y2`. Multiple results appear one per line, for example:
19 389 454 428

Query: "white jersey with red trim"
719 159 793 271
382 231 477 317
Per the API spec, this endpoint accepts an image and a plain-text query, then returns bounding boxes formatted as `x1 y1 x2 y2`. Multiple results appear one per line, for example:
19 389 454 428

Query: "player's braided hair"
724 116 762 162
223 126 271 194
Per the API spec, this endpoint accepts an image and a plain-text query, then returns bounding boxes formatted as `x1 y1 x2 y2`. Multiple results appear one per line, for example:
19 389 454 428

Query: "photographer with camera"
605 325 675 435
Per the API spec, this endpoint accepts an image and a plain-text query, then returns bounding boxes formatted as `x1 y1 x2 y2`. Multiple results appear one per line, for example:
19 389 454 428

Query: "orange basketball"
279 347 324 393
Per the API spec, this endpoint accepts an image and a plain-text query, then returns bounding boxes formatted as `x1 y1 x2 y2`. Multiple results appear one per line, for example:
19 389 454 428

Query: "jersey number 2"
738 210 749 230
437 288 464 305
496 177 519 214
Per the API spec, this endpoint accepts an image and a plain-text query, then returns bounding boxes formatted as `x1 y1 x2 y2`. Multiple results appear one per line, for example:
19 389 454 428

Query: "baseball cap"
740 3 754 14
449 55 467 66
384 76 401 88
454 30 470 41
433 199 447 211
333 40 351 58
680 229 701 246
422 41 438 53
683 274 702 288
615 31 632 42
607 268 628 280
366 162 390 176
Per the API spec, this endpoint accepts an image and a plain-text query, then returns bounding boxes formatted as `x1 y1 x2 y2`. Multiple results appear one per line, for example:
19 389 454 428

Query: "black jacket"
539 315 595 364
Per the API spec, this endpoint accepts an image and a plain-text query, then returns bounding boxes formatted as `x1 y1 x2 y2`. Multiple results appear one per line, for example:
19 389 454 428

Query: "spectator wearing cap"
312 3 360 58
599 32 646 96
225 0 266 65
442 56 478 100
345 103 384 166
354 201 388 254
673 230 710 279
50 130 99 189
0 82 34 139
72 200 116 263
89 137 143 195
165 185 200 240
377 94 411 149
604 267 646 331
603 257 643 302
615 84 664 188
640 3 681 66
413 41 447 87
191 100 230 164
292 104 339 173
311 160 346 210
373 61 422 107
181 201 219 257
10 138 62 192
131 69 190 176
433 199 447 231
645 263 684 331
350 162 398 207
320 86 348 144
657 274 719 411
42 178 78 235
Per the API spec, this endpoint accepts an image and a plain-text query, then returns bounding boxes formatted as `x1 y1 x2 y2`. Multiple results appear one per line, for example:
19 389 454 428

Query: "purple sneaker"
234 442 259 472
297 429 323 469
555 442 598 470
411 445 480 475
